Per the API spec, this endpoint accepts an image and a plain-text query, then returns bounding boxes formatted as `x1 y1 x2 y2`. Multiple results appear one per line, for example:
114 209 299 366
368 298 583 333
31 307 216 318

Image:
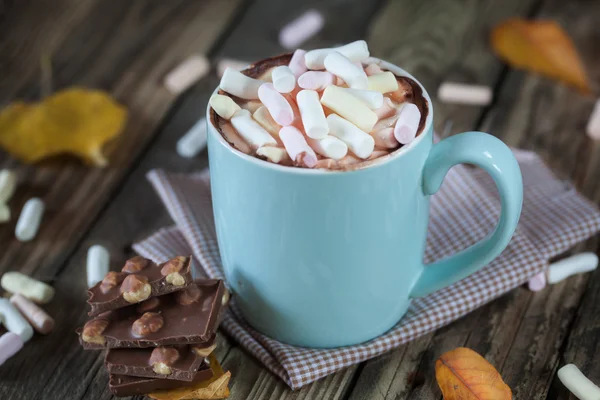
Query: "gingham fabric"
133 149 600 389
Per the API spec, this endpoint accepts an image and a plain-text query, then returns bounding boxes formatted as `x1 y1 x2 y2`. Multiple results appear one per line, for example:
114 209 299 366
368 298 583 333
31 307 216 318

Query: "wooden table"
0 0 598 398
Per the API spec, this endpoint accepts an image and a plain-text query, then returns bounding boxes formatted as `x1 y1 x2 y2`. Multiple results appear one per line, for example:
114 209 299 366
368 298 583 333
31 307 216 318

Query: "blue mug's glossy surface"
207 59 523 348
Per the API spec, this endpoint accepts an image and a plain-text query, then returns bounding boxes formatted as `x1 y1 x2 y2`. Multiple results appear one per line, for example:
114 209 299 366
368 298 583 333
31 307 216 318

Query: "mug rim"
206 56 434 174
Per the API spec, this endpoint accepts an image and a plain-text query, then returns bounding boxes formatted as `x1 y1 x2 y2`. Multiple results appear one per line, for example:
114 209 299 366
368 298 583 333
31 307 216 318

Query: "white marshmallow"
176 117 207 158
271 66 296 93
305 40 370 70
279 9 325 49
279 126 318 168
216 58 249 77
367 72 399 93
288 49 308 78
327 114 374 159
547 252 598 284
338 88 383 109
256 146 289 164
0 169 16 203
0 332 23 366
558 364 600 400
220 68 263 100
364 63 383 76
586 99 600 140
374 97 397 119
296 90 328 139
298 71 335 90
394 103 421 145
258 83 295 126
320 85 378 132
0 299 33 342
164 55 210 94
370 127 399 149
221 123 251 154
1 272 54 304
209 94 241 120
438 82 493 106
324 52 368 89
87 245 110 288
307 136 348 160
231 113 277 150
15 198 44 242
240 100 263 114
0 203 10 223
253 106 282 138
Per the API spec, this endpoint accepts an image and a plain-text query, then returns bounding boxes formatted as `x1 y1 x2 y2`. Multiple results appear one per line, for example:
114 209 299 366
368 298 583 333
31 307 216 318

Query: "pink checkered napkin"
133 150 600 389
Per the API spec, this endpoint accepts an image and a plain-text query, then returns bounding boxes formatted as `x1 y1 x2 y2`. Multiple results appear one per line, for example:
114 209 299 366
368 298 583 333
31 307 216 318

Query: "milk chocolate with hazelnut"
105 340 216 381
78 280 225 349
108 361 213 396
87 256 193 316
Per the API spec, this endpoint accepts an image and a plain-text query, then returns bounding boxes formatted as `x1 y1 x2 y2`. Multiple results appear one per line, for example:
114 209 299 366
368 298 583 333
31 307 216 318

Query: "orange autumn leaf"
149 354 230 400
435 347 511 399
491 18 591 93
0 87 127 166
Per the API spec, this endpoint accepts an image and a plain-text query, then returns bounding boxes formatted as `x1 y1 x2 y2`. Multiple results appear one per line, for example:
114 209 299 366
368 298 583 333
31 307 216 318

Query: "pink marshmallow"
528 272 547 291
288 49 308 78
365 63 383 76
370 127 399 149
374 97 397 119
394 103 421 145
258 83 295 126
279 126 317 168
279 10 325 49
0 332 23 366
298 71 335 91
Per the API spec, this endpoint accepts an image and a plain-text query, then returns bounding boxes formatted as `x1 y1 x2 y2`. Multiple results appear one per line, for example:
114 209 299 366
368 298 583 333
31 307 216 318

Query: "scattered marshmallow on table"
279 126 318 167
271 66 296 93
586 99 600 140
367 72 399 94
288 49 308 78
327 114 375 159
298 71 335 90
307 136 348 160
0 169 16 203
216 58 249 77
1 272 54 304
220 68 263 100
527 271 546 292
209 94 241 120
253 106 282 137
258 83 294 126
0 299 33 342
304 40 370 70
15 198 44 242
0 332 23 366
87 245 110 288
256 146 289 164
324 52 368 90
296 90 329 139
394 103 421 145
558 364 600 400
279 9 324 49
176 117 208 158
527 252 598 291
10 294 54 335
320 85 378 133
164 55 210 95
0 203 9 223
231 111 277 149
339 87 383 110
437 82 493 106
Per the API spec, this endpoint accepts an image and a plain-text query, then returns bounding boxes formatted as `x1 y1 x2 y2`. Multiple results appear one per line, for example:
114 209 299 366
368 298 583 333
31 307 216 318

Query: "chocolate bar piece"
109 362 213 397
105 339 216 381
87 255 193 317
78 280 225 349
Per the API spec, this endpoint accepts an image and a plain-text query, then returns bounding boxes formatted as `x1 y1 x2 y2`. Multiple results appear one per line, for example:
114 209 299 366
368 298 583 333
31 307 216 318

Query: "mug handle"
410 131 523 298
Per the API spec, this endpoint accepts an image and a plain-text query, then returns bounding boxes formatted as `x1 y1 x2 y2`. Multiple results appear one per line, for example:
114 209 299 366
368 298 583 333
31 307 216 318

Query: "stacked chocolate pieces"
77 256 228 397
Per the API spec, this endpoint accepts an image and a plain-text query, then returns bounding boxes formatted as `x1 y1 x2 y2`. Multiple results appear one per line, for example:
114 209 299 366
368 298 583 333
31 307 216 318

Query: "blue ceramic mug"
207 58 523 348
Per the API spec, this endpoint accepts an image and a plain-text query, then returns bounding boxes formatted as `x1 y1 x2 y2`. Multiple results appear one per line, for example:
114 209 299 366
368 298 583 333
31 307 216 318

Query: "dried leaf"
149 354 230 400
491 18 591 93
435 347 512 399
0 87 127 166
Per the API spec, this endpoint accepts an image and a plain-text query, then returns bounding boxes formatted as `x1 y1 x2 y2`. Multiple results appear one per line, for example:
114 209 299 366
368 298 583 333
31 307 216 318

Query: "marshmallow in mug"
211 41 426 169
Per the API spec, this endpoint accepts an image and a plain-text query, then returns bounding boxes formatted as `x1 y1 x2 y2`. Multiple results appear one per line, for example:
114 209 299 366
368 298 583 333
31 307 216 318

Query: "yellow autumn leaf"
0 87 127 166
435 347 512 399
149 354 230 400
491 18 591 93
